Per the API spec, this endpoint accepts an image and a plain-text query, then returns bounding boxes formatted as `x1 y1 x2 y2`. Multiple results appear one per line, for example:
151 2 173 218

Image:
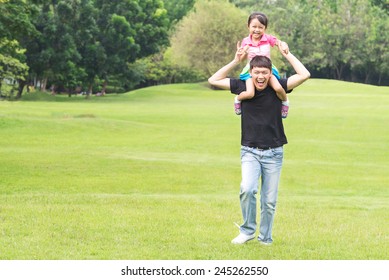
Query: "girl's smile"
249 18 266 42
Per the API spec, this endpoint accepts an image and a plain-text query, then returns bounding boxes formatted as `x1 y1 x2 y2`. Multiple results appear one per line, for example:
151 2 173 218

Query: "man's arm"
208 42 248 90
208 60 239 90
277 44 310 91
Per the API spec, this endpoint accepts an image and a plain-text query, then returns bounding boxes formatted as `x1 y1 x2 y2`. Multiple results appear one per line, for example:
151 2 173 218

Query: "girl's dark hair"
250 55 272 71
247 12 268 28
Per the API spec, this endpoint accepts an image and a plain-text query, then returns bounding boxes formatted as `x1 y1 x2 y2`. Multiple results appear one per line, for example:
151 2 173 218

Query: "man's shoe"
231 233 255 244
258 239 272 246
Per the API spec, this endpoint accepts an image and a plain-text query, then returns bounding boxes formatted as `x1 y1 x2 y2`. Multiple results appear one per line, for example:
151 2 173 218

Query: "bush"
132 48 207 89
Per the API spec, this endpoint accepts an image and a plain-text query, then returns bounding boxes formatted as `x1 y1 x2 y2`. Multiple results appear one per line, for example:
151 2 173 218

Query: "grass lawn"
0 79 388 259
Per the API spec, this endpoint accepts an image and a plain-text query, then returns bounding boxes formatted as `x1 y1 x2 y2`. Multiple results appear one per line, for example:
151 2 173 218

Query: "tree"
162 0 196 28
350 5 389 84
369 0 389 13
71 0 102 95
15 0 171 96
0 39 29 97
170 0 247 77
256 0 389 85
0 0 37 97
0 0 37 38
306 0 388 83
19 0 83 94
93 0 170 94
133 47 206 88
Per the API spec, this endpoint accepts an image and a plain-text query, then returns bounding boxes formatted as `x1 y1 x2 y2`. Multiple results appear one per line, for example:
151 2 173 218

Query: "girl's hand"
235 41 248 62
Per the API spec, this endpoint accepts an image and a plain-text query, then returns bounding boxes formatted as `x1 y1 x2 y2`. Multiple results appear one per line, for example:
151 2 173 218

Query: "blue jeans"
239 146 284 243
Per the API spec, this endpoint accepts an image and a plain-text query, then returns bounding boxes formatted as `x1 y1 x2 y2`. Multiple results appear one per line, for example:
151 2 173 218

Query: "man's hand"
278 41 289 55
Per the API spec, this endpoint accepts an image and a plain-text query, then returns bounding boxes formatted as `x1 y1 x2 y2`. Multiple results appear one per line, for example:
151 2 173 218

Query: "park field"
0 79 388 259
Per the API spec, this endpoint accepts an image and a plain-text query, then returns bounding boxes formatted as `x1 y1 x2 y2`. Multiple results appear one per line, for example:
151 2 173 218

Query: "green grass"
0 80 388 259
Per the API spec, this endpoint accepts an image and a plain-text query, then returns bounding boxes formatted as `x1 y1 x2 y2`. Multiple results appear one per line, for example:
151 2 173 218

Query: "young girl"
234 12 290 118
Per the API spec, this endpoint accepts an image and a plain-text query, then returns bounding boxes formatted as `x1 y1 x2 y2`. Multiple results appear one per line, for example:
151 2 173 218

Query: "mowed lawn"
0 80 388 260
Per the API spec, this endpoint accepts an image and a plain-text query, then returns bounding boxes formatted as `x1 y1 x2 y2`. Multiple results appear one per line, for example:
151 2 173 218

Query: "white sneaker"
231 233 255 244
258 240 272 246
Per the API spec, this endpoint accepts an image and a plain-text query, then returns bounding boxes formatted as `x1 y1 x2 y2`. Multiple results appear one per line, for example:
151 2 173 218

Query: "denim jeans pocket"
271 146 284 158
240 146 250 159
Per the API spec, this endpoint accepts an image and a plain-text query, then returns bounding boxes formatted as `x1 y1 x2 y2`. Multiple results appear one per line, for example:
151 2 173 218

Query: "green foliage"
170 0 247 76
2 0 388 97
370 0 389 12
94 0 170 59
0 0 37 38
256 0 389 85
134 48 207 87
0 39 29 83
0 0 37 86
162 0 196 27
350 5 389 84
12 0 172 96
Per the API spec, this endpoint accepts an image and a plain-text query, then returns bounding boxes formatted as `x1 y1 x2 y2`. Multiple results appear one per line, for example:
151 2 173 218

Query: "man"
208 42 310 245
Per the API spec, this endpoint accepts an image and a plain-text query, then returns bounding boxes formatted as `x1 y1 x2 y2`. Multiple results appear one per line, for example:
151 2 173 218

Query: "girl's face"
248 18 266 40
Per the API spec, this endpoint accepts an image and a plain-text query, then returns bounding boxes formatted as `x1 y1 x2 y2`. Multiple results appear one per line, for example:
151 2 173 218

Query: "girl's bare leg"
269 75 289 118
234 78 254 115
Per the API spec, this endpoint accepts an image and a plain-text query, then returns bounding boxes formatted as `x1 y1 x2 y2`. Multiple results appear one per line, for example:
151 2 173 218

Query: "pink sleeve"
265 34 278 47
241 36 250 47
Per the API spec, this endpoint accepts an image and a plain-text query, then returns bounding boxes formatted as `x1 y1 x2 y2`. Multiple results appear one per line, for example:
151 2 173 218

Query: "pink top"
241 33 278 60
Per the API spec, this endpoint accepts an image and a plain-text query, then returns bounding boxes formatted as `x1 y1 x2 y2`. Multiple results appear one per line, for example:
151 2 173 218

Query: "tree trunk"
101 80 107 95
85 84 93 99
41 78 48 91
16 80 26 99
50 84 56 95
378 73 382 86
335 63 345 80
364 71 371 84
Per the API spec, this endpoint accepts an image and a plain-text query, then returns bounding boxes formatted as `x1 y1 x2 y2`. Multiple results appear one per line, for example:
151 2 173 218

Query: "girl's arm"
266 34 288 54
237 78 255 101
269 76 287 101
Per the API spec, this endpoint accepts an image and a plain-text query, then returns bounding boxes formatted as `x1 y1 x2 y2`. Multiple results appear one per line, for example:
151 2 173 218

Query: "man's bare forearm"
208 59 241 89
282 52 310 90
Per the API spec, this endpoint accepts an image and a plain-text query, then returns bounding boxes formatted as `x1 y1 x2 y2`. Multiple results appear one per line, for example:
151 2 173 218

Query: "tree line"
170 0 388 86
1 0 388 99
0 0 196 98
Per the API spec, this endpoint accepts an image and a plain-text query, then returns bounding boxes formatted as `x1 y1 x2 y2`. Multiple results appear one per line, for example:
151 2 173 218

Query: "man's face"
250 66 272 90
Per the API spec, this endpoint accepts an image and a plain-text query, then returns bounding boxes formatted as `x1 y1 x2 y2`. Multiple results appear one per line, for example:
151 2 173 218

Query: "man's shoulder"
230 78 246 94
279 78 288 87
278 78 293 93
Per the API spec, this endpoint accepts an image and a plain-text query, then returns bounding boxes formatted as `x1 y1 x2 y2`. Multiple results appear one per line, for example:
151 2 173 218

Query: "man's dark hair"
250 55 272 70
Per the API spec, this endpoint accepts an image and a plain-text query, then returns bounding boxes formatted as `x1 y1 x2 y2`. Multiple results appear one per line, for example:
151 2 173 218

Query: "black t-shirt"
230 78 290 148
